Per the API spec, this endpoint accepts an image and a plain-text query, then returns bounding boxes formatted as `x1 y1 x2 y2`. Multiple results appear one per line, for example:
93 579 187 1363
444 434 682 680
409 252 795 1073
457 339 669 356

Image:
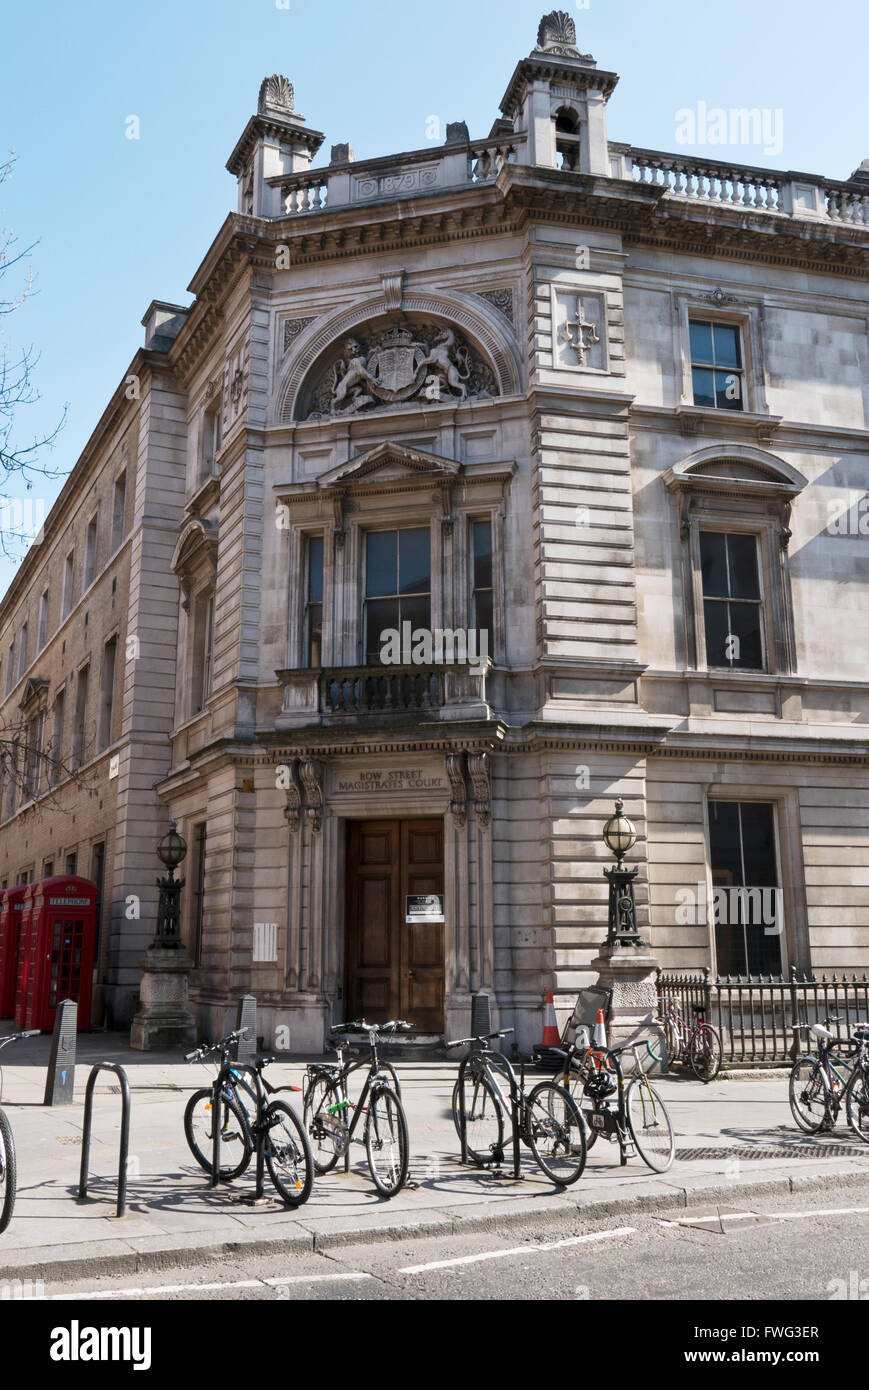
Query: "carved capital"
332 489 347 550
467 753 490 828
440 480 455 537
445 752 468 827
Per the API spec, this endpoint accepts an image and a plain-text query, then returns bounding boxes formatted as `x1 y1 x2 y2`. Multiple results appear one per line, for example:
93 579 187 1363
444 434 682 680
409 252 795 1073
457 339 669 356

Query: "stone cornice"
499 56 620 118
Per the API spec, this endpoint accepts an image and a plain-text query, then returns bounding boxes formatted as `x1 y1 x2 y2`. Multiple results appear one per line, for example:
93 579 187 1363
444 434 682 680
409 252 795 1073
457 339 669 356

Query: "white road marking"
398 1225 637 1274
49 1271 371 1300
660 1204 869 1230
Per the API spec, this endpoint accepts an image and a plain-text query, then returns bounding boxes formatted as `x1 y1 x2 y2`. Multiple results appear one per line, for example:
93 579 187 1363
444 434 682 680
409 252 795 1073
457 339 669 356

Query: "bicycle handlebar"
445 1028 514 1049
331 1020 413 1035
184 1027 250 1063
0 1029 41 1048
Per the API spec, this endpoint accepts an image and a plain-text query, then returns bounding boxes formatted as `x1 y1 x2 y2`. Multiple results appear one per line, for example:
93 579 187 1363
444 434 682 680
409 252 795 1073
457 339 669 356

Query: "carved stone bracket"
283 757 324 833
381 271 405 312
299 759 324 833
283 759 305 834
779 499 793 550
445 752 468 827
440 480 455 537
477 288 515 325
467 753 490 828
332 488 347 550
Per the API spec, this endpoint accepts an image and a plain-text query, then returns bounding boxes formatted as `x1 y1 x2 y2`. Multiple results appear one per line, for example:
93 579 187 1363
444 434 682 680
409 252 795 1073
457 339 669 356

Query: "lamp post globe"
157 822 187 872
602 799 637 862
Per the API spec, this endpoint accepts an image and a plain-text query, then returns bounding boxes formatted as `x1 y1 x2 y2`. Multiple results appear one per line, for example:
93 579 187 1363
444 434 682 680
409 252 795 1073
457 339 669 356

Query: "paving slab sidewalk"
1 1031 868 1283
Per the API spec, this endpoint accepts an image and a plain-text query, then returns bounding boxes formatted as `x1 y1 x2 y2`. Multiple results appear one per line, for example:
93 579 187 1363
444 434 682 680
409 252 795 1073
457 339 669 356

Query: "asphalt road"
33 1181 869 1304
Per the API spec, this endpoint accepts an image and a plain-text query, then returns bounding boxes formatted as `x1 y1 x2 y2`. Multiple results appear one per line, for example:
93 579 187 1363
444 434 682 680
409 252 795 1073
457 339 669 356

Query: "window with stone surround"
689 320 744 411
48 687 65 786
71 663 89 770
675 295 769 418
707 798 783 976
665 448 806 677
363 528 431 665
111 471 127 551
699 531 764 671
305 535 324 668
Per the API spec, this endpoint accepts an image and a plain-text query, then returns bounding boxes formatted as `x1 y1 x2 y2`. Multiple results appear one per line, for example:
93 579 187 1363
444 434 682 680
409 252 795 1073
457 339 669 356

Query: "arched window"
554 107 581 171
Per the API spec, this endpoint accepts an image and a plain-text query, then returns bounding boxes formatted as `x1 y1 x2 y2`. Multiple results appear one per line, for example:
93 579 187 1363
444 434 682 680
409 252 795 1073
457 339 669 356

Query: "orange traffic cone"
592 1008 608 1049
541 990 560 1048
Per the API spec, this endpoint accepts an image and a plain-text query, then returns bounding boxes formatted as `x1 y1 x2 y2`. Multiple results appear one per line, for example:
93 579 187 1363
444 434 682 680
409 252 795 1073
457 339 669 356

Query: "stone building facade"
2 13 869 1048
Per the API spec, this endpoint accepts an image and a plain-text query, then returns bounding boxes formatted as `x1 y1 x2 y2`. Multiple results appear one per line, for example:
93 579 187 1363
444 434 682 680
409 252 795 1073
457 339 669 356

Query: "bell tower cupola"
500 11 619 175
226 75 325 218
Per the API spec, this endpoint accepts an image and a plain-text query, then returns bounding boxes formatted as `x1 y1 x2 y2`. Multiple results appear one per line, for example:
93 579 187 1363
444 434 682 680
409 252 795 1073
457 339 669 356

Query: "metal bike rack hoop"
78 1062 131 1219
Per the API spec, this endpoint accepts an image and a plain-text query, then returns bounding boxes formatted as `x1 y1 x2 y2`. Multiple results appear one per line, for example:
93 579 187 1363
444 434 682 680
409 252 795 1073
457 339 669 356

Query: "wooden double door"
345 819 444 1033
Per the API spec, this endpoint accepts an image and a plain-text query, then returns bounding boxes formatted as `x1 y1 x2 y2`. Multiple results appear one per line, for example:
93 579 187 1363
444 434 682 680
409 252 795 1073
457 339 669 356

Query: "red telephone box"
0 886 30 1019
14 877 98 1032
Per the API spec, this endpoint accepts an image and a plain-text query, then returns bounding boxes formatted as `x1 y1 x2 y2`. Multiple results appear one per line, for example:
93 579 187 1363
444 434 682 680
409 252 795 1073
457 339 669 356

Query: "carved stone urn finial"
258 74 295 117
535 10 594 61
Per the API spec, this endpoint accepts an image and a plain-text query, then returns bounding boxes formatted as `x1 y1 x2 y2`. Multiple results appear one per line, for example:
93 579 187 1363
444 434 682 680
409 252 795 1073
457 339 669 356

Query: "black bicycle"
789 1017 869 1134
554 1035 675 1173
0 1031 39 1235
448 1028 587 1186
184 1030 314 1205
302 1020 410 1198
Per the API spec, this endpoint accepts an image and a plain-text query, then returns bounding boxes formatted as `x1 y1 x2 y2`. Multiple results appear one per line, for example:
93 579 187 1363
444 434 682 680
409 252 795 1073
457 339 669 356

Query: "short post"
234 996 257 1062
78 1063 131 1219
44 999 77 1106
470 991 492 1047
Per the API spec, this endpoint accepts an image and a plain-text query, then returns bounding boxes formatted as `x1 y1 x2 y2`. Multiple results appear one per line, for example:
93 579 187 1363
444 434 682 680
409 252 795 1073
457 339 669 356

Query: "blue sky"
1 0 867 596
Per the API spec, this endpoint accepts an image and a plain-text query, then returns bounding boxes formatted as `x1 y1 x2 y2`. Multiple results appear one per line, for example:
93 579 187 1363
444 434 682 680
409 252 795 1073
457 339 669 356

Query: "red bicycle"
659 997 722 1082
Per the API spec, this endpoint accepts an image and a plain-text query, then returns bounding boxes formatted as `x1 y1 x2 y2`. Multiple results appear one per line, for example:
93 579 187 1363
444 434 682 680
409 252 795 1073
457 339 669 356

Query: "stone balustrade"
275 663 492 729
629 147 784 211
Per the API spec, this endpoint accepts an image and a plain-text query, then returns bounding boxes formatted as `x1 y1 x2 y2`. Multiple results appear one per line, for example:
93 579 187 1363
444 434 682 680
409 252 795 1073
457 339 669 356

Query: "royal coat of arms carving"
302 322 497 419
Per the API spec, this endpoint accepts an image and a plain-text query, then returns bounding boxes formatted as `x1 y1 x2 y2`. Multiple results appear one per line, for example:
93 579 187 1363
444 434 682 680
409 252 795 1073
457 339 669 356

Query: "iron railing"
656 967 869 1067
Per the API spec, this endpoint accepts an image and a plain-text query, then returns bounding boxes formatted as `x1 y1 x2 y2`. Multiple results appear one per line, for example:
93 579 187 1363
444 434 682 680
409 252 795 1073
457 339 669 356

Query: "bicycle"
302 1020 410 1198
555 1036 675 1173
0 1031 39 1236
184 1030 314 1205
447 1028 587 1186
659 996 722 1083
789 1017 869 1135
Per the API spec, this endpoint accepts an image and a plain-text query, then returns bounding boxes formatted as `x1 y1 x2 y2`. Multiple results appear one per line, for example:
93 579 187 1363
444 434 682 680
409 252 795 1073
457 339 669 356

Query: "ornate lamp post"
130 820 197 1051
601 799 645 948
152 823 187 949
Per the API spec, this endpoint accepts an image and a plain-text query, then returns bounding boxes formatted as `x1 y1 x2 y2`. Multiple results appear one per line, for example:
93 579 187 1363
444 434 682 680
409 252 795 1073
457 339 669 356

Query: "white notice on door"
406 894 445 923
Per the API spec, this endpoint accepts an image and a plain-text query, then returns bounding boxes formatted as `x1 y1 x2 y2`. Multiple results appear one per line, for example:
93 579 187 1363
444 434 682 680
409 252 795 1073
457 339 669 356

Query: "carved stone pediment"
664 447 807 500
19 677 49 712
171 518 219 578
317 442 462 493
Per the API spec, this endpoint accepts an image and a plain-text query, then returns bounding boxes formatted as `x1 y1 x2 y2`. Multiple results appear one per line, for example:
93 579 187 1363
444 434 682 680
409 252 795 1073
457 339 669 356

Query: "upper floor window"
4 642 13 696
62 551 75 619
200 397 222 481
17 624 27 681
364 528 431 665
689 321 744 411
37 589 49 652
305 537 324 668
192 591 215 713
84 511 99 589
112 471 127 552
471 521 493 651
98 635 118 751
71 663 89 770
700 531 764 671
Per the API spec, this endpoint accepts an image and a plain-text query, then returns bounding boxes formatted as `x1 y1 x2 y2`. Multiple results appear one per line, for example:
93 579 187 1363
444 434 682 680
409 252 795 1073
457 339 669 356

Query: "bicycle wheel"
626 1078 675 1172
526 1081 587 1186
789 1056 830 1134
0 1108 17 1234
689 1025 722 1083
452 1069 505 1164
365 1085 409 1198
845 1063 869 1143
264 1101 314 1206
303 1073 345 1175
184 1088 252 1179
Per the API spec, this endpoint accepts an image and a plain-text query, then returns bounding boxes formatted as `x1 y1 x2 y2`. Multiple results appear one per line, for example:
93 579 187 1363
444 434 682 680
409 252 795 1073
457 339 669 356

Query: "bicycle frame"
457 1046 524 1178
304 1021 407 1173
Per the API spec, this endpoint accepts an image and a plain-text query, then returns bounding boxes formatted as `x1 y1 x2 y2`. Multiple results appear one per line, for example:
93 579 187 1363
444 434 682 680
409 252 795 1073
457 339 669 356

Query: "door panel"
346 818 444 1032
